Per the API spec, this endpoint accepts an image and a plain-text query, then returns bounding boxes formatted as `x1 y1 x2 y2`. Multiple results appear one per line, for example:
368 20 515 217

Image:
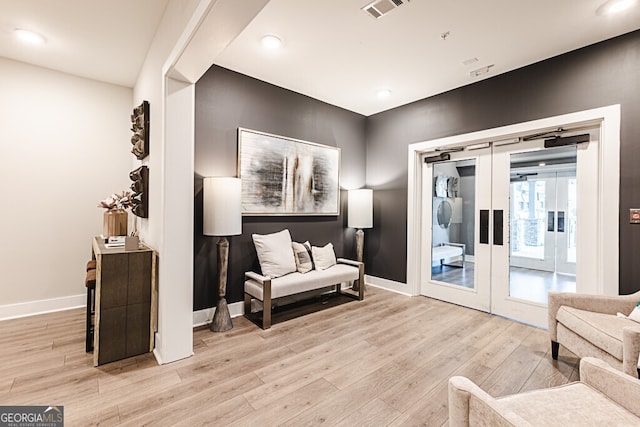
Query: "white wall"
0 58 133 318
132 0 202 250
133 0 203 364
132 0 269 364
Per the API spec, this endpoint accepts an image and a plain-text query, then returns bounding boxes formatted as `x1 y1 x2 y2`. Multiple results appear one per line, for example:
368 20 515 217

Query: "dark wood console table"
91 236 156 366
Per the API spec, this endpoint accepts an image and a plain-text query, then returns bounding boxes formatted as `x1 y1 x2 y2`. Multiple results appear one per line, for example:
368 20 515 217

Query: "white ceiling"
0 0 169 87
1 0 639 115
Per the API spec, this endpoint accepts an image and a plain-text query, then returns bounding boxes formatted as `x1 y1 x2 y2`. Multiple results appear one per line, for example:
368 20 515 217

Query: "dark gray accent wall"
365 30 640 294
194 65 366 310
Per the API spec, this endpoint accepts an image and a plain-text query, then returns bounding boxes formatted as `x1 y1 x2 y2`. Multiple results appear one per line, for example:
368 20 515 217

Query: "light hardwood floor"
0 287 579 426
432 263 576 304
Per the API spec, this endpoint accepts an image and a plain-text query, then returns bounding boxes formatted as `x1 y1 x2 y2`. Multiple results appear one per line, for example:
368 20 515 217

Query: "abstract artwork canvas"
238 128 340 216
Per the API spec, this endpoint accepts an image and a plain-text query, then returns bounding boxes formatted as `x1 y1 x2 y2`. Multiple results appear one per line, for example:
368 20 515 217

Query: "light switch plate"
630 209 640 224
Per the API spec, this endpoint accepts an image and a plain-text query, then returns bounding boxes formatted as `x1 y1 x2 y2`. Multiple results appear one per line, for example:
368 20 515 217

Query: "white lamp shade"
203 177 242 236
348 189 373 229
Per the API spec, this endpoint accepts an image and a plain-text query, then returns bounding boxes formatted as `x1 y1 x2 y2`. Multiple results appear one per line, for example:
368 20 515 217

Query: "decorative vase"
103 209 128 237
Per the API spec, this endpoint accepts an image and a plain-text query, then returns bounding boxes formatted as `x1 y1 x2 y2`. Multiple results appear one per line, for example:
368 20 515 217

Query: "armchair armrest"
448 376 530 426
580 357 640 416
623 327 640 378
548 291 640 340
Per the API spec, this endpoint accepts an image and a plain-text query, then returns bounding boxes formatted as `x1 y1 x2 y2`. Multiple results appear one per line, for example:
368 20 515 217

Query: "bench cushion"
245 263 359 300
556 306 638 360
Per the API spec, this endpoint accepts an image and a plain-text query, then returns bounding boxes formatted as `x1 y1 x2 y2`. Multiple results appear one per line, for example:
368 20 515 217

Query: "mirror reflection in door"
431 160 475 288
508 147 577 304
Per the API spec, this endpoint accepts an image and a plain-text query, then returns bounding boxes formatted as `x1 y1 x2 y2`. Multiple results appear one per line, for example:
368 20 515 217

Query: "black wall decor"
130 165 149 218
131 100 149 160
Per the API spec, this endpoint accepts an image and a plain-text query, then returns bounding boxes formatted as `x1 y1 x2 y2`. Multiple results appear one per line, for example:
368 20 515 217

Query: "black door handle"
557 211 565 232
480 210 489 244
493 210 503 246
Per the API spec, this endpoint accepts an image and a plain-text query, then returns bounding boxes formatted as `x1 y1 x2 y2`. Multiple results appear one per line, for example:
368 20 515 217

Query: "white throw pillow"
312 243 337 270
252 229 297 278
292 241 313 273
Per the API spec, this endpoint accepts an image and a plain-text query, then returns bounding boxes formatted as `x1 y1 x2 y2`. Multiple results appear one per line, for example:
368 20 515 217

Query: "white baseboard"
0 294 86 321
192 301 245 328
7 289 402 328
365 275 413 296
1 294 246 330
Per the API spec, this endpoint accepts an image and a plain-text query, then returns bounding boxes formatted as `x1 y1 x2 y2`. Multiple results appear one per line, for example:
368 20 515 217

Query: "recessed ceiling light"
14 28 46 45
261 35 282 49
597 0 637 15
538 162 546 167
377 89 391 99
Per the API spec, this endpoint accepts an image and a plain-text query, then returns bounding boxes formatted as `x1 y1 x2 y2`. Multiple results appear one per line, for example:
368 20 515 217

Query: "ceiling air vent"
362 0 409 19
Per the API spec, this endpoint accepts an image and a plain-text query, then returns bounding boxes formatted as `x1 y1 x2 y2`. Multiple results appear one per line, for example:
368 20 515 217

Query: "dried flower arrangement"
98 191 133 211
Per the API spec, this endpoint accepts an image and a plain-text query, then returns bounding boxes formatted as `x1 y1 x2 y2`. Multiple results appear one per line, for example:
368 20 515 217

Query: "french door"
422 146 492 313
421 129 597 327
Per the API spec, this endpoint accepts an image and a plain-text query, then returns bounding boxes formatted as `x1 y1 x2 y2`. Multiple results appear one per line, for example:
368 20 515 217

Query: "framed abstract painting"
238 128 340 216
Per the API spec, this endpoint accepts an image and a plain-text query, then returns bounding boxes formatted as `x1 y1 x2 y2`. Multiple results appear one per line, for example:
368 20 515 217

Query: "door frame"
406 105 620 300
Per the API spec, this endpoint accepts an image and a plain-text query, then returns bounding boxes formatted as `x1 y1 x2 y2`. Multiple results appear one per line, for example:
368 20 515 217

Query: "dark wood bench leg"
262 278 272 330
244 293 251 316
263 299 271 330
551 341 559 360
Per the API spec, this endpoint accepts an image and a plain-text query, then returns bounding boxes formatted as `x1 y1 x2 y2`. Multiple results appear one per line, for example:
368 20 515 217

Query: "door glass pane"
511 180 546 260
431 160 475 288
508 147 577 304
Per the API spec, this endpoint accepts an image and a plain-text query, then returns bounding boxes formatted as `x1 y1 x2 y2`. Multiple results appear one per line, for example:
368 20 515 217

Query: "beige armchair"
448 357 640 426
548 290 640 377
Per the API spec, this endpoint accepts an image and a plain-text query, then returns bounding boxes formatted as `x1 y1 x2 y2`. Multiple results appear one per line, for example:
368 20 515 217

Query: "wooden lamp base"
211 237 233 332
352 229 366 293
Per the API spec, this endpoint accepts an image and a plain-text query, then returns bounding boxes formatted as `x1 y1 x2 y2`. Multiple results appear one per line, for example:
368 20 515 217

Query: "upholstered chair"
548 290 640 377
448 357 640 426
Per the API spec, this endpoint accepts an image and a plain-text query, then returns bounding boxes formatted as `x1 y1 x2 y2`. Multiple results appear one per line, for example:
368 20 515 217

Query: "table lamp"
203 177 242 332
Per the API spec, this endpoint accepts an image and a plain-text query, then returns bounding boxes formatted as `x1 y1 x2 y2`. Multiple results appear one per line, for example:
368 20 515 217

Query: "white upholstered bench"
244 258 364 329
432 243 466 267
